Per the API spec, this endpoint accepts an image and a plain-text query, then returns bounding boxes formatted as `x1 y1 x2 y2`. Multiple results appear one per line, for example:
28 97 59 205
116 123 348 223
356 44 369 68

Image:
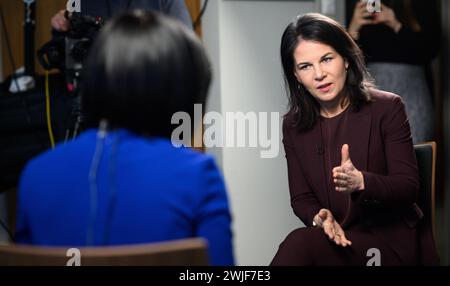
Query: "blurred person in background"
347 0 440 143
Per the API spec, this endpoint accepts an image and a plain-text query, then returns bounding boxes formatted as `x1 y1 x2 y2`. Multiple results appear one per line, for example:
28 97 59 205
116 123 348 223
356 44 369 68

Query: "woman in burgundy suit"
271 13 439 266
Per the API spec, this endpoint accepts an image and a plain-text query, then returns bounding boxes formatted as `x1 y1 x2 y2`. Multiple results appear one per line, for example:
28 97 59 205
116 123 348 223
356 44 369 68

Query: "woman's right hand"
51 10 70 32
348 1 375 40
313 209 352 247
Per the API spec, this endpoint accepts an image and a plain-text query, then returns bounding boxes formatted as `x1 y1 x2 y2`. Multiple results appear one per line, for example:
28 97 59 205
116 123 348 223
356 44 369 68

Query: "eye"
322 57 333 63
298 64 311 71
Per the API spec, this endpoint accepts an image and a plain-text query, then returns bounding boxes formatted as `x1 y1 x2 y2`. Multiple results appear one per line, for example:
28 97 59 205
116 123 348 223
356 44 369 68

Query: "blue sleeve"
160 0 193 29
195 156 234 266
14 164 33 244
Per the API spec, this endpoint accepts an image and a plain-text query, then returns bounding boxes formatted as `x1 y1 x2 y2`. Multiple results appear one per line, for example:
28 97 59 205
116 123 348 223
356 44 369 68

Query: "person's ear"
345 60 349 70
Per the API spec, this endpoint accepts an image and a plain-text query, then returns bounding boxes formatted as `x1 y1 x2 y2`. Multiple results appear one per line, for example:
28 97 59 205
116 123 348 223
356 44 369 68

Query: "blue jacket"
16 129 234 266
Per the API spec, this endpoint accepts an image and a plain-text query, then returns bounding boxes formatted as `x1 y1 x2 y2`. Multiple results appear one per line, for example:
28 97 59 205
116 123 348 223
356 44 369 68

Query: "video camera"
37 11 104 137
38 11 104 94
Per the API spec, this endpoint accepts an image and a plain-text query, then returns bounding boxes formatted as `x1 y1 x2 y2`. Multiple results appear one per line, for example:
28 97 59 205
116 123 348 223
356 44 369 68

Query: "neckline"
320 105 350 120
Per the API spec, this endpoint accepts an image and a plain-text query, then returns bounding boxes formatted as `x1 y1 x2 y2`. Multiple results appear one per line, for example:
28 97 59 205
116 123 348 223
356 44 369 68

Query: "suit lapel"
341 109 372 171
291 121 330 207
341 108 372 227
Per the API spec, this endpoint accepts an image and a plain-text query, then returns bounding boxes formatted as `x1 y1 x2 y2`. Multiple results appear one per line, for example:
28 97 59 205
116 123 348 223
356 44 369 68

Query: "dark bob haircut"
81 10 211 138
280 13 373 131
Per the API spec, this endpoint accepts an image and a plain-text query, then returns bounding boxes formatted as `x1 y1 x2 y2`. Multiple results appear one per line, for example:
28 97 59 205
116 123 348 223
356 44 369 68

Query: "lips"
317 83 333 92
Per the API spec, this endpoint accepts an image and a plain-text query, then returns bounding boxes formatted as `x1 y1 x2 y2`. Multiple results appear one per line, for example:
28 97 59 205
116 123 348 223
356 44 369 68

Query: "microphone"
315 144 324 156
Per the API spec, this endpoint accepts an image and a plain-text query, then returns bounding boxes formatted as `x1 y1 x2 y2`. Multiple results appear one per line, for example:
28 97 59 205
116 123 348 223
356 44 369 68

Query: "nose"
314 65 326 81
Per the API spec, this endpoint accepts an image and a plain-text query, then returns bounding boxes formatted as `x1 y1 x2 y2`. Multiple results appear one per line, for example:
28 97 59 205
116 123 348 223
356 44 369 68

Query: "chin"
315 92 339 102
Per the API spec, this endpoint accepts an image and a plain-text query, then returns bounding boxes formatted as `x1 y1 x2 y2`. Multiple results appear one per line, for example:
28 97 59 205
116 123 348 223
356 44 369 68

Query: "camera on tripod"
38 11 104 138
38 11 104 94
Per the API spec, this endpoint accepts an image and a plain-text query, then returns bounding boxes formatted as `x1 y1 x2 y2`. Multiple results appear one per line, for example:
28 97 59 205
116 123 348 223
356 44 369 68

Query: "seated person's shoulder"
175 146 219 171
367 88 405 113
20 129 98 178
150 138 220 173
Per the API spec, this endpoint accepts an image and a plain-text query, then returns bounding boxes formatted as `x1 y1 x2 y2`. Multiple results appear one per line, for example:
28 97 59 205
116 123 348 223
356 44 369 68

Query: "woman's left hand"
373 3 402 32
332 144 365 194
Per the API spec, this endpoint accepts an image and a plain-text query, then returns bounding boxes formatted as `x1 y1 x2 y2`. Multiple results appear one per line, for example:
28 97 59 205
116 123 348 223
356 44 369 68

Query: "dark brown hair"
280 13 373 131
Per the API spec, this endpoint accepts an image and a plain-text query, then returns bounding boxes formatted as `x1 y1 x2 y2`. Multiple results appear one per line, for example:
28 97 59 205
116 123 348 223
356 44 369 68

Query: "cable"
193 0 209 29
45 71 55 149
0 218 14 243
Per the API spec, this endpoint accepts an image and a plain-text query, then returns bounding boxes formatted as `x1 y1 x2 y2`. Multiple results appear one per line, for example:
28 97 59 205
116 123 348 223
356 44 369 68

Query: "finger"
360 10 374 18
341 236 352 246
324 212 334 223
335 186 347 192
333 172 348 180
360 19 375 26
334 223 352 245
333 228 346 246
323 222 335 240
318 209 328 220
356 1 367 9
61 22 70 31
332 166 345 174
341 144 350 165
324 227 334 240
334 178 347 186
339 234 352 246
334 233 342 245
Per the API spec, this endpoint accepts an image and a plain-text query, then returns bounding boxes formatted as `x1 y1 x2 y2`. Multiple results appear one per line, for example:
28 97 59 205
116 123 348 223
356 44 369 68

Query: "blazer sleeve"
195 156 234 266
14 164 33 244
352 96 420 207
283 118 322 226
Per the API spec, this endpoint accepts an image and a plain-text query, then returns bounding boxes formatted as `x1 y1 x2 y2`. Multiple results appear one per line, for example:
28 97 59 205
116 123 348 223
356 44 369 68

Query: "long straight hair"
280 13 373 131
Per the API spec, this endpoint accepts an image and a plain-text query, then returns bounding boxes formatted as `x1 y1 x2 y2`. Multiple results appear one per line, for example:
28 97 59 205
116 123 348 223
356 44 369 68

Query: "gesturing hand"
51 10 70 32
348 1 375 40
332 144 365 194
313 209 352 247
372 3 402 32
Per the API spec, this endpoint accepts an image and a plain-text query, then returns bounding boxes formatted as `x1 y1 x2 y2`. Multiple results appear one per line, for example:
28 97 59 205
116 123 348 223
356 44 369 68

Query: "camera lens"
70 39 91 62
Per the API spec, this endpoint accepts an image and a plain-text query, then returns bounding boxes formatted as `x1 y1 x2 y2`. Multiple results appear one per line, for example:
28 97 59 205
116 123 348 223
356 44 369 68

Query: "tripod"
65 69 84 141
24 0 36 77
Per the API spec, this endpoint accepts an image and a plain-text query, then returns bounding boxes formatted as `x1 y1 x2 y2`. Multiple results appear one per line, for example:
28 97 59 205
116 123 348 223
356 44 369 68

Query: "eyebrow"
296 52 334 67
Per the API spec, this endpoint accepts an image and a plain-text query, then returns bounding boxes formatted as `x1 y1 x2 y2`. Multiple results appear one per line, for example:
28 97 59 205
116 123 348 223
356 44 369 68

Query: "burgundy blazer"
282 89 439 265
